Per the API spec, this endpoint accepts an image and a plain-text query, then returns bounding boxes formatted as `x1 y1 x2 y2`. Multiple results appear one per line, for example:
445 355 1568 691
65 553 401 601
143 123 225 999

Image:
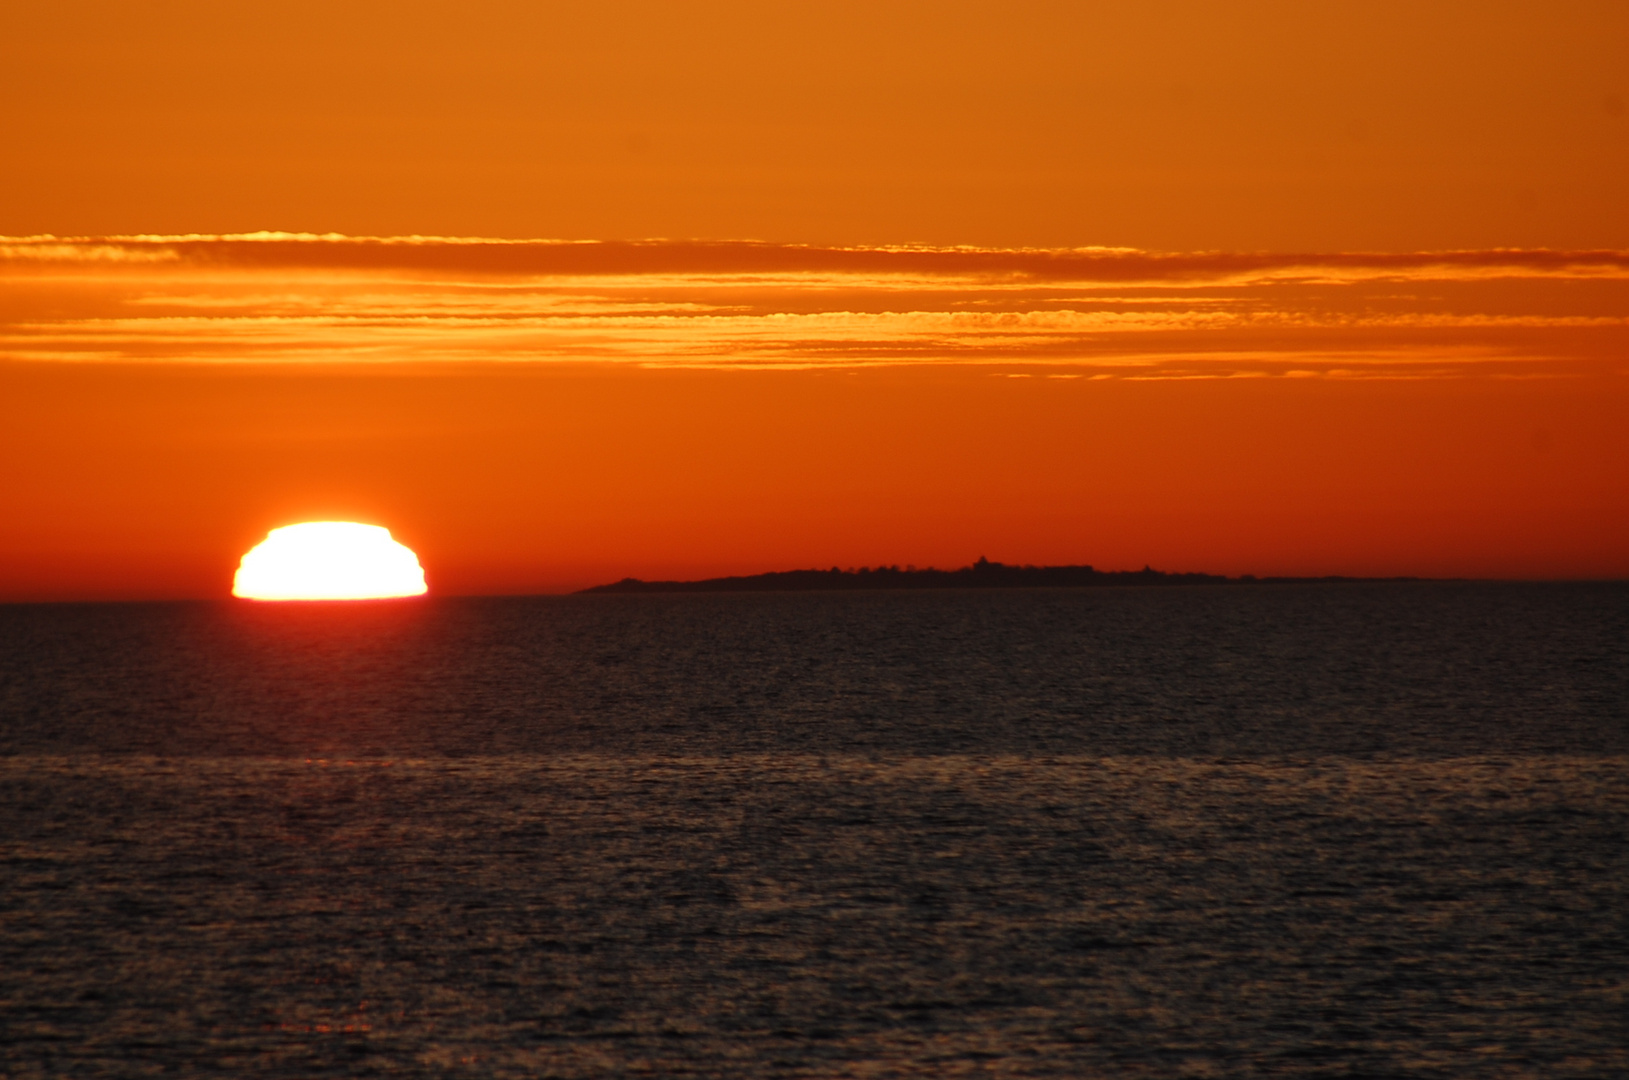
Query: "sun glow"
233 522 428 600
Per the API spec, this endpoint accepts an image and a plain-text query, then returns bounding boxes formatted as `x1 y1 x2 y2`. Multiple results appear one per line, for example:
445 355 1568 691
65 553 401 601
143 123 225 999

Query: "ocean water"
2 584 1626 1077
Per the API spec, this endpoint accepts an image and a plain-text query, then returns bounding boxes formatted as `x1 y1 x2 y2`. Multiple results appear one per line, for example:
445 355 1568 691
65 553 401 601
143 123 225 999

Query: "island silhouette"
581 557 1418 593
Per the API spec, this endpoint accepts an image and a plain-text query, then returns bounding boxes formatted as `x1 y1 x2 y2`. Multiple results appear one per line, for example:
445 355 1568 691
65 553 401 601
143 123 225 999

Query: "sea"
2 584 1626 1078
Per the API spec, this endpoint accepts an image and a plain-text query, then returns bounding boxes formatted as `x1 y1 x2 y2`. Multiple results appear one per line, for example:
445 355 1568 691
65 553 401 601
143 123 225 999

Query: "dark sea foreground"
1 584 1626 1078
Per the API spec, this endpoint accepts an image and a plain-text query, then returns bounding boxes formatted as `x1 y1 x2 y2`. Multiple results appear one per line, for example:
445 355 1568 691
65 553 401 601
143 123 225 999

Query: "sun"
233 522 428 601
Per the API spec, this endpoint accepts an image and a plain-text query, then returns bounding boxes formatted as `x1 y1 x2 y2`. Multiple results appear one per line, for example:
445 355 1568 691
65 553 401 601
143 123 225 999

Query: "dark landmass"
580 557 1423 593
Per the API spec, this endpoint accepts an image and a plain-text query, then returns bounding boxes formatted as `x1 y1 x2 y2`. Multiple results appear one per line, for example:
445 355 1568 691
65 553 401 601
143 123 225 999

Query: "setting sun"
232 522 427 601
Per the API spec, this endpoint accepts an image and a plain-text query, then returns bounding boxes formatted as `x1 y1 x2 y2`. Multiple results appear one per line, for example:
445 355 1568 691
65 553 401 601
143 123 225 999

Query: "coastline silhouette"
581 557 1420 593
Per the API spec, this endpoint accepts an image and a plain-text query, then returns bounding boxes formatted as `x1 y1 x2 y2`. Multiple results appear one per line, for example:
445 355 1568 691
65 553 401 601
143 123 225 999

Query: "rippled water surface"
2 585 1626 1077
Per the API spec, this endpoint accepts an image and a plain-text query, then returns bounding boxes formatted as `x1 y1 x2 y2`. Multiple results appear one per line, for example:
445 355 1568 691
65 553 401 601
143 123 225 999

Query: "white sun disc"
232 522 428 601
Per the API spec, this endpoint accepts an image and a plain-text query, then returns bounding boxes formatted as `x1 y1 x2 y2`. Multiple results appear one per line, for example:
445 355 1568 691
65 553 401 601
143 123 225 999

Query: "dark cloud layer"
6 234 1629 280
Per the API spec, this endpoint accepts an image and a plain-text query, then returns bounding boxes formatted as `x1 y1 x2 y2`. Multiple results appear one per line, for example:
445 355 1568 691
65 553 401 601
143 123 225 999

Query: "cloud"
2 236 1625 377
4 234 1628 281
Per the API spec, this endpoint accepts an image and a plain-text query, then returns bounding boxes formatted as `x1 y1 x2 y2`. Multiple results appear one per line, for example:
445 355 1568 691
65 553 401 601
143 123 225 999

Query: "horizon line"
10 573 1629 607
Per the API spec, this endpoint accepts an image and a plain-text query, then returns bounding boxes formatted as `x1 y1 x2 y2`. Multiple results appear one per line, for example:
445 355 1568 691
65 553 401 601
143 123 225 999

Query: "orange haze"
3 239 1625 598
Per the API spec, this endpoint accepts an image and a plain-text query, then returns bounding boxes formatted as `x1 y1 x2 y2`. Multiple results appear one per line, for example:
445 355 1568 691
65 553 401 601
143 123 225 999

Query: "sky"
1 2 1626 598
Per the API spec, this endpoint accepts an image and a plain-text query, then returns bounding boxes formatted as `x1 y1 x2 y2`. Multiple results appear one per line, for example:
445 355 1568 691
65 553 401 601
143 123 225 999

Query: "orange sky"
4 2 1626 250
2 3 1626 598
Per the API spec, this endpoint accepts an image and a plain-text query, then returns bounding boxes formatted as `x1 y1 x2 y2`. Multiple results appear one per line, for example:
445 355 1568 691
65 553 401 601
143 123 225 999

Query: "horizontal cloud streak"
6 233 1629 281
2 236 1625 377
